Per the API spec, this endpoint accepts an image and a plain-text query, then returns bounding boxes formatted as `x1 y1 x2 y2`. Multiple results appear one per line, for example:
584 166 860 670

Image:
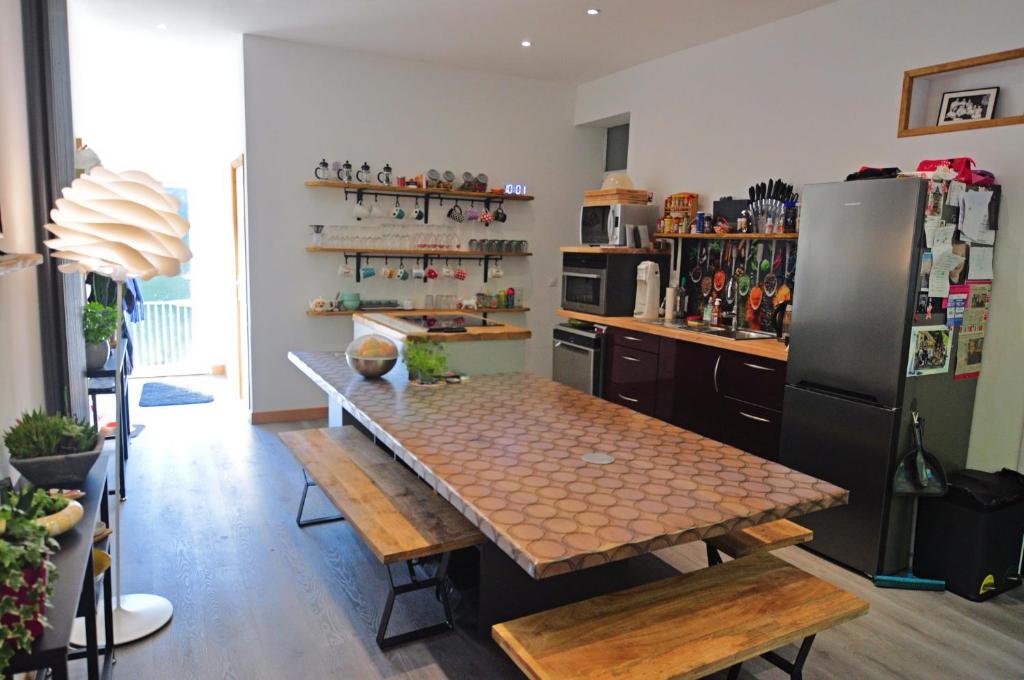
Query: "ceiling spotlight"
521 40 532 47
587 8 601 15
156 23 167 30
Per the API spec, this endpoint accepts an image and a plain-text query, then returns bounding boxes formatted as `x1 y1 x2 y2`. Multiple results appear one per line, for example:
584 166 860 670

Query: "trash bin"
915 468 1024 601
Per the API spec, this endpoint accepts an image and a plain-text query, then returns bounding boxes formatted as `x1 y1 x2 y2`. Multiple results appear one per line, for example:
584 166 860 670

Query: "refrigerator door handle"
793 381 898 410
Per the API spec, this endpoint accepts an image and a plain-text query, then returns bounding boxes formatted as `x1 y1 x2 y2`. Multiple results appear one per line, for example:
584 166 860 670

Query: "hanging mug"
337 160 353 182
425 266 439 280
479 209 493 225
411 205 425 221
442 266 454 278
357 162 371 183
454 267 468 281
338 263 353 277
466 208 480 222
491 264 504 279
447 203 465 223
392 205 406 219
493 205 507 223
398 265 410 281
377 163 393 185
413 267 425 280
315 158 330 180
361 265 376 279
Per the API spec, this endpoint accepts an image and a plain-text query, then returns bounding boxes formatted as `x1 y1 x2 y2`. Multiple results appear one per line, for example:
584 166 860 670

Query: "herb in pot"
402 341 448 384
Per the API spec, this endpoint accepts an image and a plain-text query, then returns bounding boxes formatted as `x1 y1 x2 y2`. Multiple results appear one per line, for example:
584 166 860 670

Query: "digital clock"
504 183 528 196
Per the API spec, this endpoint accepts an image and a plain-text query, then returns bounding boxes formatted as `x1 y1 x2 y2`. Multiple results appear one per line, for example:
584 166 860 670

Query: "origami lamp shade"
43 167 191 281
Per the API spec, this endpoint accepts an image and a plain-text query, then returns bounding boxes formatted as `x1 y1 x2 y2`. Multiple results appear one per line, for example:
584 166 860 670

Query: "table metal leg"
761 634 816 679
296 468 344 528
706 543 723 566
82 549 100 680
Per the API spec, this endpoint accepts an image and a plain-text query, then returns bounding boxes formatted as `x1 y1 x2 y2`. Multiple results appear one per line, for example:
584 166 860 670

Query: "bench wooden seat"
705 519 813 565
280 426 484 648
492 552 868 680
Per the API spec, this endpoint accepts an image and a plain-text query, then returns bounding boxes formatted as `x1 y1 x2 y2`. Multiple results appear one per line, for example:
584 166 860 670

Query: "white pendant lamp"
43 167 192 646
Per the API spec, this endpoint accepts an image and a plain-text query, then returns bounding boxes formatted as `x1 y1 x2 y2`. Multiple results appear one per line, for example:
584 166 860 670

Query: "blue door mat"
139 382 214 407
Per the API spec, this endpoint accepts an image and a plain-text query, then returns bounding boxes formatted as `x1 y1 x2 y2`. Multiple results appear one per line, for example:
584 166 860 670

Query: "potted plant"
0 488 58 672
83 300 118 371
3 410 102 487
402 340 448 385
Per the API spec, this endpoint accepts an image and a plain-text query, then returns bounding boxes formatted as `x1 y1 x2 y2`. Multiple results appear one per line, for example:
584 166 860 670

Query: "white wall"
0 0 46 476
242 35 605 414
68 5 245 372
575 0 1024 471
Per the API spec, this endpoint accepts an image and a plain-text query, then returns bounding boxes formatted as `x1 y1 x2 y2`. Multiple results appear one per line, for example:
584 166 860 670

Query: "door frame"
229 154 250 404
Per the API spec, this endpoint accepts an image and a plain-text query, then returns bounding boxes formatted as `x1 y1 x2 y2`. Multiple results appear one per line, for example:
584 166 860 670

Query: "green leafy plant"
0 483 68 520
3 410 98 461
402 341 448 383
0 488 58 672
82 301 118 345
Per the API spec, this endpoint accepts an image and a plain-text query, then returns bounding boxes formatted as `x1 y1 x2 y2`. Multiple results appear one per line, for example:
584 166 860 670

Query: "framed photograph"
937 87 999 126
907 325 952 377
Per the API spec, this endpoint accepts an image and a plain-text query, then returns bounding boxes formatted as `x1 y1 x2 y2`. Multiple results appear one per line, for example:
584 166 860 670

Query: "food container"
344 334 399 379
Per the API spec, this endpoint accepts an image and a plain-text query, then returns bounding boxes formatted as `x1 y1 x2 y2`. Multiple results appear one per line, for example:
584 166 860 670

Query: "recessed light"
587 8 601 15
156 23 167 30
520 40 532 47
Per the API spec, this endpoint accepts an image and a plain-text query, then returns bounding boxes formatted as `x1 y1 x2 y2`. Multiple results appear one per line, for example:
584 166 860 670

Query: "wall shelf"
307 307 529 317
306 246 530 282
654 233 798 240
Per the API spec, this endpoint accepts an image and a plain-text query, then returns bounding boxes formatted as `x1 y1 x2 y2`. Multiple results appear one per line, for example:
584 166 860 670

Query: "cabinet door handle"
742 362 775 372
623 335 643 342
713 355 721 393
618 394 639 403
739 411 771 424
622 355 641 362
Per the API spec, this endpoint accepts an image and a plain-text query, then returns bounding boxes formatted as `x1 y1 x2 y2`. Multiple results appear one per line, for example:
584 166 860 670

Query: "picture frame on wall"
937 87 999 126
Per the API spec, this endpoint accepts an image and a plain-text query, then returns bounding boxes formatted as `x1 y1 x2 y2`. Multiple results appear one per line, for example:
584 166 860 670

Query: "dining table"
288 350 847 625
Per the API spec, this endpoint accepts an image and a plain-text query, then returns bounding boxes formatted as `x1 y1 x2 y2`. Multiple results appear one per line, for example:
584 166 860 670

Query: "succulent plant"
3 410 98 460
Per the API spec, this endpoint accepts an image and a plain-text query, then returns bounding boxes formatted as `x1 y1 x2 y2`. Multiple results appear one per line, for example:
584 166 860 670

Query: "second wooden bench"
280 426 485 649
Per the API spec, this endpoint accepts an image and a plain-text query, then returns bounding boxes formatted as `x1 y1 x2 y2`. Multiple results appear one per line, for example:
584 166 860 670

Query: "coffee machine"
633 261 661 319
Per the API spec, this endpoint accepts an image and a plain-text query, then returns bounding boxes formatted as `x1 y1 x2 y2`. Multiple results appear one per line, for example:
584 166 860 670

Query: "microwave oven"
562 251 670 316
580 204 658 247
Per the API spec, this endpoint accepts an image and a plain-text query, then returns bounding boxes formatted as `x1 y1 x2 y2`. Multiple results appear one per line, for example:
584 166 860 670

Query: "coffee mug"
442 266 454 278
398 265 410 281
401 299 414 310
447 204 465 223
468 239 482 250
338 263 353 277
410 206 425 221
392 206 406 219
353 201 371 220
466 208 480 221
413 268 425 280
425 266 439 280
479 209 493 225
491 265 504 279
493 205 507 223
455 267 468 281
361 265 376 278
357 162 371 183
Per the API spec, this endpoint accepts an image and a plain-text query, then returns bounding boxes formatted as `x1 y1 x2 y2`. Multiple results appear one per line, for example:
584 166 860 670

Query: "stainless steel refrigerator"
780 178 976 577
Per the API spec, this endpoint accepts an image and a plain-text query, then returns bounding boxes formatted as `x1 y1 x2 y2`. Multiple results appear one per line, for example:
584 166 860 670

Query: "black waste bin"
915 468 1024 601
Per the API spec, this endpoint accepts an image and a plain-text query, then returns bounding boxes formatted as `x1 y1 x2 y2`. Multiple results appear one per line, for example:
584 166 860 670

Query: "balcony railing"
128 299 194 369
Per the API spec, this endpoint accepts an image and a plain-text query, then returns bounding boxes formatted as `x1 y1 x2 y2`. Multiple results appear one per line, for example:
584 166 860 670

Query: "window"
604 123 629 172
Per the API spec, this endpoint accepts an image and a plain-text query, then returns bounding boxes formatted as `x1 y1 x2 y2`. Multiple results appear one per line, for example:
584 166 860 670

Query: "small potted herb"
402 341 448 385
83 301 118 371
3 410 102 487
0 488 58 672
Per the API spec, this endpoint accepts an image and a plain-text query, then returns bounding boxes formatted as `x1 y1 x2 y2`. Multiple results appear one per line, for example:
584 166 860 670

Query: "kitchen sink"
636 320 776 341
729 329 776 341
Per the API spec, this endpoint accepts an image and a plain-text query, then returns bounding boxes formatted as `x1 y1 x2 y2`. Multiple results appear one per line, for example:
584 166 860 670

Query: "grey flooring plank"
69 376 1023 680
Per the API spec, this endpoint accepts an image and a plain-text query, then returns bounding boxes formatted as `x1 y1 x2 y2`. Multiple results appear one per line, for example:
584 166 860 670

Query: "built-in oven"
552 324 605 396
579 204 658 247
561 251 671 316
562 258 608 315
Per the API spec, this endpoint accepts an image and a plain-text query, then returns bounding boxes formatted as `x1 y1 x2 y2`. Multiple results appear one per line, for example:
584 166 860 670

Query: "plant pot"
9 436 104 488
85 340 110 371
1 564 48 641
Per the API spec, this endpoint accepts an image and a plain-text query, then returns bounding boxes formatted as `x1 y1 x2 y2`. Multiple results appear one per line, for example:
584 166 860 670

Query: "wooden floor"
71 376 1024 680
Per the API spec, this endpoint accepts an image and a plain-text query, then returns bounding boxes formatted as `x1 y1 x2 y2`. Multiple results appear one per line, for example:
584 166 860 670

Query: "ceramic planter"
9 435 104 488
85 340 110 371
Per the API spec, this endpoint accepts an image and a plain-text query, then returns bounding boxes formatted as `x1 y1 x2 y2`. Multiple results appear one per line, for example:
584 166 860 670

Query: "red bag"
916 157 975 183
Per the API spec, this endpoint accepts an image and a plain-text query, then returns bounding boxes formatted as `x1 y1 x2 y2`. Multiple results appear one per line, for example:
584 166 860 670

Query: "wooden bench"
279 426 485 648
492 552 868 680
705 519 813 566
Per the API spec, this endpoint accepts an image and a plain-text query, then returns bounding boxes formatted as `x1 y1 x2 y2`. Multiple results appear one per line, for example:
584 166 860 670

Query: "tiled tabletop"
289 351 847 579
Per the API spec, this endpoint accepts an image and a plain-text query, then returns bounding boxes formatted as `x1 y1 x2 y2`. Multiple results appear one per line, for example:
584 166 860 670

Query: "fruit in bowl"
345 334 399 378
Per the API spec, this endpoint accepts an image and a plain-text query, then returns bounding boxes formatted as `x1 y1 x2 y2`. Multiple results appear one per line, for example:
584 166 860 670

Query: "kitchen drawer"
606 347 658 416
608 327 661 355
717 352 787 411
719 398 782 461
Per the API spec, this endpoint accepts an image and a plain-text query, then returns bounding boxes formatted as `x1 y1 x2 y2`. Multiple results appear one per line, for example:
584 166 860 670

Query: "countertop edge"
354 311 532 343
557 309 789 362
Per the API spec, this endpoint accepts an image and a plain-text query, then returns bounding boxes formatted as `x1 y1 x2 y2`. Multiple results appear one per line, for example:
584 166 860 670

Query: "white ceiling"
71 0 835 83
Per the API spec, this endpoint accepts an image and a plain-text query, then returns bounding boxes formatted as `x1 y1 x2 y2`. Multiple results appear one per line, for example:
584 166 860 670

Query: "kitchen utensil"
690 240 704 283
315 158 330 180
377 163 393 185
713 241 727 292
357 162 371 183
762 242 779 297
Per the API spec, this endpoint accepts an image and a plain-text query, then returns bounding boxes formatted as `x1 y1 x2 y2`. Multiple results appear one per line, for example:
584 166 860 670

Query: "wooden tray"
583 188 653 206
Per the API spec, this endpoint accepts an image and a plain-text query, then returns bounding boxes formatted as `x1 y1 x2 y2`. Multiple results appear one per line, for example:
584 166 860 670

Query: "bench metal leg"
296 468 345 528
377 551 454 650
706 542 723 566
761 634 816 680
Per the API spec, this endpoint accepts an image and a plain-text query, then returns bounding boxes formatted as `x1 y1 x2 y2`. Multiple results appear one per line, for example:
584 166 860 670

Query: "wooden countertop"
354 311 531 343
289 351 847 579
557 309 789 362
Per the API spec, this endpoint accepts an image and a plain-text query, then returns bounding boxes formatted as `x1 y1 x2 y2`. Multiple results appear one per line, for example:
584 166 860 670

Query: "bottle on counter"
711 298 721 326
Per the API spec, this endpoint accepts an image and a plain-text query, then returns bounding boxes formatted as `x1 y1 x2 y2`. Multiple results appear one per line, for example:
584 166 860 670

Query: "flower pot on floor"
9 436 104 488
85 340 110 371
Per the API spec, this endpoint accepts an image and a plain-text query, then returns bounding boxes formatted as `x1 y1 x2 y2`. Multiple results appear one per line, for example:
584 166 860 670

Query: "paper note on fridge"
933 247 965 271
959 190 995 245
968 246 994 280
928 268 950 298
932 225 955 248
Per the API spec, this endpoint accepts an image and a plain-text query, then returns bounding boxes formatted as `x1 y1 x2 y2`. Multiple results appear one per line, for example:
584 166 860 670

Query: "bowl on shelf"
341 292 361 310
345 334 399 379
